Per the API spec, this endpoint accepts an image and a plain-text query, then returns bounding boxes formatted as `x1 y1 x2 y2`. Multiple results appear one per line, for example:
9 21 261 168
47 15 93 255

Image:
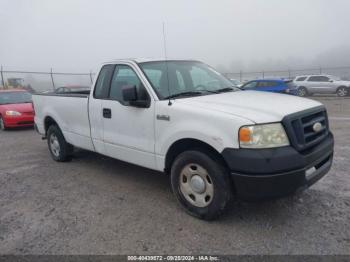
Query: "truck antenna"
162 22 172 106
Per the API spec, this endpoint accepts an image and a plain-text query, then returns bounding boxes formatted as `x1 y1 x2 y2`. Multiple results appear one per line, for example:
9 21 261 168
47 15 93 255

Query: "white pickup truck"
33 59 334 220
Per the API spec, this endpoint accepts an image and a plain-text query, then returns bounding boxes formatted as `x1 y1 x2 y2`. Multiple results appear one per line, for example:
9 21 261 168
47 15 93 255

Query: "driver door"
101 64 156 170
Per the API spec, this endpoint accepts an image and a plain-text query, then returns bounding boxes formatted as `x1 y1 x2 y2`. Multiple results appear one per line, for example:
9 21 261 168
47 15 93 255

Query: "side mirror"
122 85 137 101
122 85 150 108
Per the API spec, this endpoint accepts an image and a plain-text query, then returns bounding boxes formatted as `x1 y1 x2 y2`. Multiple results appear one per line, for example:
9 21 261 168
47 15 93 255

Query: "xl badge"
312 122 322 133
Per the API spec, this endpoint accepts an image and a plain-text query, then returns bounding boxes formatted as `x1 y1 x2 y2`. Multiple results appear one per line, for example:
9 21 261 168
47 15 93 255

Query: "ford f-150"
33 59 334 220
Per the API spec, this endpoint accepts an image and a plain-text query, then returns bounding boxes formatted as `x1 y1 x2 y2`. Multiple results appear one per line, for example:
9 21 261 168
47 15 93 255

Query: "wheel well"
44 116 58 134
337 85 347 90
164 138 228 174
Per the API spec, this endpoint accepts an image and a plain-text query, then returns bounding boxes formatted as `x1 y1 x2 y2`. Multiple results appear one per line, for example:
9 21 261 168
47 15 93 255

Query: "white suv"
293 75 350 97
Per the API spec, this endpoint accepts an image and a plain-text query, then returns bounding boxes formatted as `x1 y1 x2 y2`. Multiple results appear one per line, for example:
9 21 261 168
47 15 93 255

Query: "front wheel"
170 150 233 220
337 86 348 97
47 125 73 162
297 87 308 97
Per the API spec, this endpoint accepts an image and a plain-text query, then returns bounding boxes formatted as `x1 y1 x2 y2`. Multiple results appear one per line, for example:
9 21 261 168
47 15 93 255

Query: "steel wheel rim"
49 134 60 157
179 163 214 208
338 88 347 97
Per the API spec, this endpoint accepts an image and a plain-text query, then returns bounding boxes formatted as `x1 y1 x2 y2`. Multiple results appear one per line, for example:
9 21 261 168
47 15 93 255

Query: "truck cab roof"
104 58 199 64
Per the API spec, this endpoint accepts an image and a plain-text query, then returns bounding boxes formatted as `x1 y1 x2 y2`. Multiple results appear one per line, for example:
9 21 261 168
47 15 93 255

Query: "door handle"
103 108 112 118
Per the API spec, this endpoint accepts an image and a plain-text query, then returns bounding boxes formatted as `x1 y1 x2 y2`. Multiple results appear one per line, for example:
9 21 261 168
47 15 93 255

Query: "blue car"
240 79 298 95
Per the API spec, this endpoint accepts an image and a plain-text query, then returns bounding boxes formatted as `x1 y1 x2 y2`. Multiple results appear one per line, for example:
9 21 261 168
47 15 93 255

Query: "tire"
297 87 308 97
0 116 6 131
337 86 348 97
170 150 232 220
47 125 73 162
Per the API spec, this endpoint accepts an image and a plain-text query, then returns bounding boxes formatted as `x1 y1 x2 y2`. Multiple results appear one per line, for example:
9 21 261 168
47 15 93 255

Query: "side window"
308 76 317 82
94 64 114 99
309 76 329 82
243 81 257 89
257 81 266 87
318 76 329 82
296 77 307 81
258 81 277 87
109 65 149 104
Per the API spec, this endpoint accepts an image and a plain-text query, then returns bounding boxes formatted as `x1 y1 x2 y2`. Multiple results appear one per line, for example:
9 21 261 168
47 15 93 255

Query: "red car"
0 89 34 130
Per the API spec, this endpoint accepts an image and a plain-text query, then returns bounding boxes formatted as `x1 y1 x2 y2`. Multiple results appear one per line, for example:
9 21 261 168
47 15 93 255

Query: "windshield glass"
139 61 238 99
230 79 241 86
0 91 32 105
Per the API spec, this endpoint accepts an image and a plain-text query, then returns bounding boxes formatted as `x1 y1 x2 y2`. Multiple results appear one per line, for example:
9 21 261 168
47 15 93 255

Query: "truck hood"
176 91 322 123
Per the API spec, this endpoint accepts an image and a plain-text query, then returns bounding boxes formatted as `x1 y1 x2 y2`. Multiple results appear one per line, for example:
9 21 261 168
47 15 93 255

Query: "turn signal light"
239 127 251 142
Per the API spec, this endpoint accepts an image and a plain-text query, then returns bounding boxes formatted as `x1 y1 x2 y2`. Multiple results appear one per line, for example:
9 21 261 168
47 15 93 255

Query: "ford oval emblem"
312 122 322 133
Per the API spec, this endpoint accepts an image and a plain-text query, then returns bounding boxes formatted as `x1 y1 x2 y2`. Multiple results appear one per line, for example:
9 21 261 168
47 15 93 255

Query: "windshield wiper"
164 91 204 99
216 87 235 93
195 89 219 94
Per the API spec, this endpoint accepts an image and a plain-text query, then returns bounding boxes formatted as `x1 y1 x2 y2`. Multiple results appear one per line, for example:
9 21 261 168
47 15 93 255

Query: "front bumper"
222 133 334 200
3 115 34 127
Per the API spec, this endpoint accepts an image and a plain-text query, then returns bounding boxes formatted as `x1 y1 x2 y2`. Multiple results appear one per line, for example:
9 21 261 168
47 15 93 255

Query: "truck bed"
33 93 94 151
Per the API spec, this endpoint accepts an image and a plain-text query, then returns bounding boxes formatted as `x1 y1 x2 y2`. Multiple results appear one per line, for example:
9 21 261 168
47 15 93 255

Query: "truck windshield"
0 91 32 105
138 61 238 99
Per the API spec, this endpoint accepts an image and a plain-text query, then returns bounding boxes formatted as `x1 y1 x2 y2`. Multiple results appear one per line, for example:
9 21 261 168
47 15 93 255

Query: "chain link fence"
1 65 350 93
0 66 96 93
222 66 350 83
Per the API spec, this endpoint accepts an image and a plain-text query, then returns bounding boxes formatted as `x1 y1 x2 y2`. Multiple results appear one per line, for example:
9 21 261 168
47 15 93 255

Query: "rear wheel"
337 86 348 97
0 116 6 131
297 87 308 97
170 150 232 220
47 125 73 162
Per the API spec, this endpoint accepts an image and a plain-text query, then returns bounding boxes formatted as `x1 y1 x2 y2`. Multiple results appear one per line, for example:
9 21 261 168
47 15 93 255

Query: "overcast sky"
1 0 350 72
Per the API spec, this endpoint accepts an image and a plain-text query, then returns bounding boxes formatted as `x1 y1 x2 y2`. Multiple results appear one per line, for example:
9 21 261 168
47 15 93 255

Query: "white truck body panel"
176 91 322 124
33 95 94 151
33 59 322 172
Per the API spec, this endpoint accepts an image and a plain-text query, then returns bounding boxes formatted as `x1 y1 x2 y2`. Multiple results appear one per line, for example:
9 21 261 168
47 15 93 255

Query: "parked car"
55 85 90 94
0 89 34 130
240 79 297 94
293 75 350 97
33 59 334 220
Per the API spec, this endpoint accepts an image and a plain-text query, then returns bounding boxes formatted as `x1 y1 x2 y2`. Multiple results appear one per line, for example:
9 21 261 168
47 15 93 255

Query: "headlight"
5 110 22 116
239 123 289 148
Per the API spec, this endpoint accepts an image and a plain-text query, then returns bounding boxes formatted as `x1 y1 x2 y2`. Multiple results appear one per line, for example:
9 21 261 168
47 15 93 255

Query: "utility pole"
50 68 55 90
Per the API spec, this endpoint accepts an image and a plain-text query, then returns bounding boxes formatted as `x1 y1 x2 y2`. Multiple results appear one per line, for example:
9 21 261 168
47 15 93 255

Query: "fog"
1 0 350 73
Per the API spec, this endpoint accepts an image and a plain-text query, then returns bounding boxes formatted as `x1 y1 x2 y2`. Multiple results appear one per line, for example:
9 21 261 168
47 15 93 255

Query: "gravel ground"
0 97 349 255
